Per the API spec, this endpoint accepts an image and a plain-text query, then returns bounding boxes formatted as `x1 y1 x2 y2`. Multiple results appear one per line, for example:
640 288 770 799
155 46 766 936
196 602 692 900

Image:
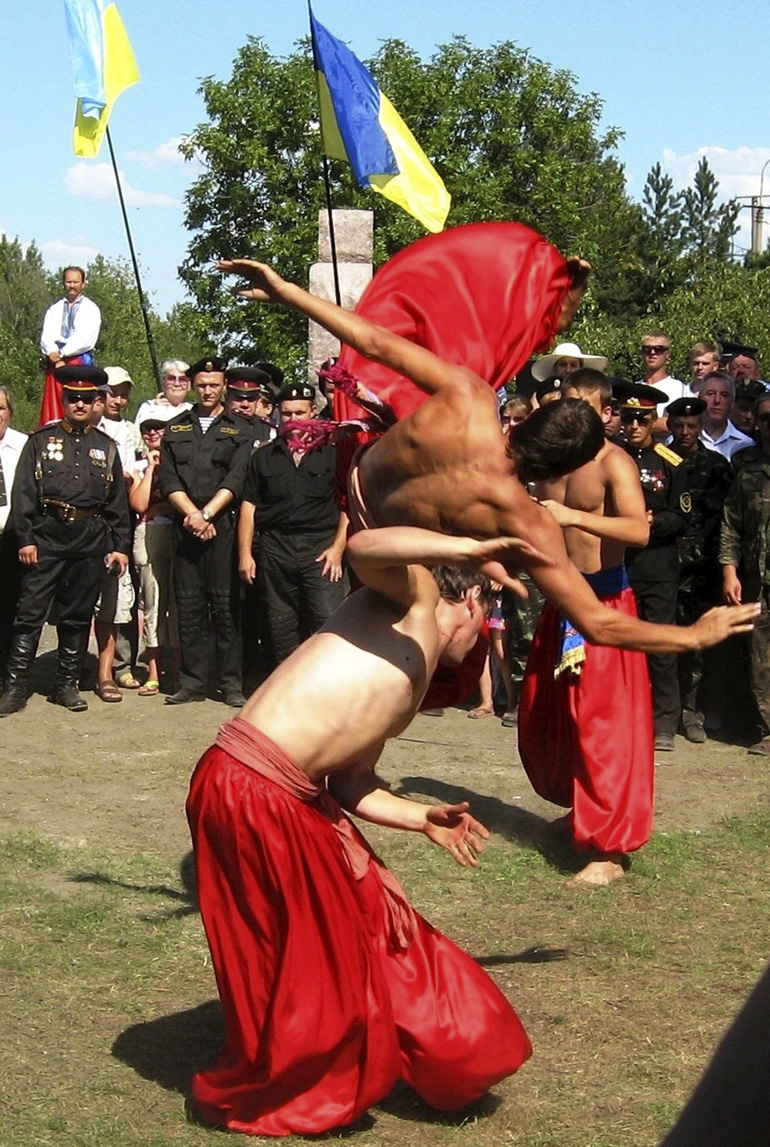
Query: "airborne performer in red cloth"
187 526 534 1136
220 232 753 659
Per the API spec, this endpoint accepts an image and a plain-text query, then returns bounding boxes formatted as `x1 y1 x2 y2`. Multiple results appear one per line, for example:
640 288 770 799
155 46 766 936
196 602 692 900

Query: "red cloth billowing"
420 627 489 712
336 221 571 422
518 588 654 855
187 733 531 1137
39 356 90 427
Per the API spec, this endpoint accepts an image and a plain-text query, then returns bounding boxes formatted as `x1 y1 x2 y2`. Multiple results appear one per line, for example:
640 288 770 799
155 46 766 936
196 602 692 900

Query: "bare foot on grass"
567 856 625 888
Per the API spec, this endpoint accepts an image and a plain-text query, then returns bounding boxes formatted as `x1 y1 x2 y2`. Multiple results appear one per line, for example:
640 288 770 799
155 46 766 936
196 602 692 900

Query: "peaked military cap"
225 366 275 398
57 364 109 392
720 340 758 362
612 380 668 408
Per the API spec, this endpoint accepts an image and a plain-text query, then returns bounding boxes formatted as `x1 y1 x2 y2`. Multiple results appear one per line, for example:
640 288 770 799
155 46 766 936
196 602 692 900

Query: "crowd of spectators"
0 330 769 756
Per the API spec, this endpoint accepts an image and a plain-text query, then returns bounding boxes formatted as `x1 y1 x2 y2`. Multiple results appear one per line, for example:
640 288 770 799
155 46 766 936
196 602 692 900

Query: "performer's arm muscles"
218 258 474 398
519 503 758 652
329 757 489 867
346 527 544 610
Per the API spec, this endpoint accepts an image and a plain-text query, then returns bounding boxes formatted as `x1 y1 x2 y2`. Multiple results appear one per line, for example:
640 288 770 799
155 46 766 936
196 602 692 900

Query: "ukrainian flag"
63 0 139 158
309 8 451 233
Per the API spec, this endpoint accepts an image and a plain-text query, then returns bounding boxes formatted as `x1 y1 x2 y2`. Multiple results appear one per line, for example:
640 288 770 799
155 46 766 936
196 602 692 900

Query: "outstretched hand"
424 802 490 867
692 602 759 648
217 259 285 303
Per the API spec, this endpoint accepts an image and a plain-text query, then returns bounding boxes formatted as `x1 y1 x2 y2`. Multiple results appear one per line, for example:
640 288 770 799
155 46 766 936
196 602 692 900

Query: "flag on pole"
63 0 139 157
309 7 451 233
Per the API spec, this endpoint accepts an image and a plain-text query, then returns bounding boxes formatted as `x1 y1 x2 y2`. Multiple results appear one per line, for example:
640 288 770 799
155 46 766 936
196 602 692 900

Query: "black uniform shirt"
158 406 253 509
11 420 131 555
625 441 687 582
242 437 339 535
670 442 733 572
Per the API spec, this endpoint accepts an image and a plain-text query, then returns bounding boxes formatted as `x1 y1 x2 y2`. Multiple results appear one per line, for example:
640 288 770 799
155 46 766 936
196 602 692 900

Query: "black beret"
277 382 315 404
667 397 706 418
534 376 564 403
612 380 668 408
188 356 227 379
57 365 109 392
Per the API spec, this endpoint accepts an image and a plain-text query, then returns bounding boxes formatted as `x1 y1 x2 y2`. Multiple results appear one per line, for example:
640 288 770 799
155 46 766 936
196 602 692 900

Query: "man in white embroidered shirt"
39 266 101 426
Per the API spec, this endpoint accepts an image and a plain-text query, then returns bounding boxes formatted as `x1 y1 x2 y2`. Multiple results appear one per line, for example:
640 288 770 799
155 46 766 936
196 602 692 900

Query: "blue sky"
3 0 769 317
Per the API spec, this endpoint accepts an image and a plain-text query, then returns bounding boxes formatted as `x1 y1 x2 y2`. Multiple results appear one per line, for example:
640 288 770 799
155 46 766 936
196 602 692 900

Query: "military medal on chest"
44 436 65 462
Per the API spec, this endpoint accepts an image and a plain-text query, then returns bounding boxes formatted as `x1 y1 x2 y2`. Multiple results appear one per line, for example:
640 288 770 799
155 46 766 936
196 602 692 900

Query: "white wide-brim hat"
531 342 608 382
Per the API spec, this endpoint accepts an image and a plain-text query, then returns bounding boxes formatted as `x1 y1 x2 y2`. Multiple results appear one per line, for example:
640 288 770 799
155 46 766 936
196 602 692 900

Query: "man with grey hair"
700 372 753 460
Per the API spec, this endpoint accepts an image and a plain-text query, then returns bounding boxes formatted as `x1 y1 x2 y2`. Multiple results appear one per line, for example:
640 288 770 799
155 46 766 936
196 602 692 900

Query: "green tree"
0 237 51 428
180 35 646 372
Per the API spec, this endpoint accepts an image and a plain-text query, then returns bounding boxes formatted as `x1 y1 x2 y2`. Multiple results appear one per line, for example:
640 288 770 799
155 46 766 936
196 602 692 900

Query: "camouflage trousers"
750 590 770 735
508 574 545 684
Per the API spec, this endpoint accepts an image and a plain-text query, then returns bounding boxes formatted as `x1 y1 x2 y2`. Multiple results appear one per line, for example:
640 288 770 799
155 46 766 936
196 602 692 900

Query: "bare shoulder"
602 440 639 484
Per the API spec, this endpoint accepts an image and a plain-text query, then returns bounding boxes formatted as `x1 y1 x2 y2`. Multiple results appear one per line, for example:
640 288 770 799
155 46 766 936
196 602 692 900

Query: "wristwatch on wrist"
201 508 212 523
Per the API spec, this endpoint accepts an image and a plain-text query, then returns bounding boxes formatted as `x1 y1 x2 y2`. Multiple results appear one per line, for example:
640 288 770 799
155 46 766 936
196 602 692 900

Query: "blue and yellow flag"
309 8 450 233
63 0 139 157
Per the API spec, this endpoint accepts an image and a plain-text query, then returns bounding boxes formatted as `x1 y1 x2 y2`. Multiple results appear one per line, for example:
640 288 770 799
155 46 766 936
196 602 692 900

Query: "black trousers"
631 576 680 736
258 529 347 667
0 528 22 670
173 516 242 697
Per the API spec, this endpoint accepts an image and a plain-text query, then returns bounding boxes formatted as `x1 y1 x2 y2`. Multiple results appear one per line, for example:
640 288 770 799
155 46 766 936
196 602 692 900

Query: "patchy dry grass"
1 798 770 1147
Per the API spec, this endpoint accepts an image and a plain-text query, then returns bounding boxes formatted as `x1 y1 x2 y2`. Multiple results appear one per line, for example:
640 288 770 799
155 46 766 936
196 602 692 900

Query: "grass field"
2 787 769 1147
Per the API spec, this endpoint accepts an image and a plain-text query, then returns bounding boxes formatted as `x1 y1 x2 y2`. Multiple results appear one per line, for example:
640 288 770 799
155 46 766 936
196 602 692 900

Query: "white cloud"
657 146 770 255
40 239 100 267
661 145 770 202
125 136 185 167
65 162 178 207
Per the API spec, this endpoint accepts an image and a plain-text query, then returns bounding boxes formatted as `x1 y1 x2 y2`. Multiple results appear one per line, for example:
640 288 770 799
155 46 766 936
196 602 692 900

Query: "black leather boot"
48 626 88 712
0 631 40 717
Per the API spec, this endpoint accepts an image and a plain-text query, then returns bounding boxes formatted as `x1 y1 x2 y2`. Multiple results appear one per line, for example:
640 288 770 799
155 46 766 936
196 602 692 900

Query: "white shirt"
636 375 692 418
0 427 28 534
98 417 136 476
40 295 101 358
700 423 755 460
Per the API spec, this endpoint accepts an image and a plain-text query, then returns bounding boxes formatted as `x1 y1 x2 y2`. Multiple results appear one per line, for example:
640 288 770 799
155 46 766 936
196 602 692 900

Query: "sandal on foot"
138 679 160 696
96 679 122 703
467 707 493 719
116 671 141 689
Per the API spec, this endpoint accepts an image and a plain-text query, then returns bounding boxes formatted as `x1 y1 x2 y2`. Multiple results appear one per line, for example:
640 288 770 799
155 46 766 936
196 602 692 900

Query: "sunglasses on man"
620 411 654 425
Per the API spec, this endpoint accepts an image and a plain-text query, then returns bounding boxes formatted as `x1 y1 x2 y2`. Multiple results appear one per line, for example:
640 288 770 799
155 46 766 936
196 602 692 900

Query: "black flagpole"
308 2 342 306
105 126 161 387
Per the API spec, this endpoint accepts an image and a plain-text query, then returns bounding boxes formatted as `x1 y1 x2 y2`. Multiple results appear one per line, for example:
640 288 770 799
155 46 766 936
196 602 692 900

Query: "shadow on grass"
395 774 586 876
376 1079 502 1126
113 1008 501 1133
112 999 223 1093
70 850 199 919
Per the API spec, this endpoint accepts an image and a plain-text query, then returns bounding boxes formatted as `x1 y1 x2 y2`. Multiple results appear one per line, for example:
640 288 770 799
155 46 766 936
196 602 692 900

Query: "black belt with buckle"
40 499 103 523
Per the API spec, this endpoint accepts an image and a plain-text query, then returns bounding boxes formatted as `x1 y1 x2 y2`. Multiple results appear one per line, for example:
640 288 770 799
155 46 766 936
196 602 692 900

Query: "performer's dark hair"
62 265 86 282
508 397 604 483
563 367 612 407
430 566 494 611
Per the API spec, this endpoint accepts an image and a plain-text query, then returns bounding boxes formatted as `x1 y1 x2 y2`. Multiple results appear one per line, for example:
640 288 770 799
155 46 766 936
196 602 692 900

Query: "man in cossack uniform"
0 366 130 715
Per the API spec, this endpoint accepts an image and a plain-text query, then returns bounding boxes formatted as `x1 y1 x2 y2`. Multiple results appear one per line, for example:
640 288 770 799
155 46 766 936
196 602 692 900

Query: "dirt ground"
1 630 765 859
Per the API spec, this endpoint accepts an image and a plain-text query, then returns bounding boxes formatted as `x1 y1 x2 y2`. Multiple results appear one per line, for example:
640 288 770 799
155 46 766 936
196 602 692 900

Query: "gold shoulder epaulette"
654 443 682 466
